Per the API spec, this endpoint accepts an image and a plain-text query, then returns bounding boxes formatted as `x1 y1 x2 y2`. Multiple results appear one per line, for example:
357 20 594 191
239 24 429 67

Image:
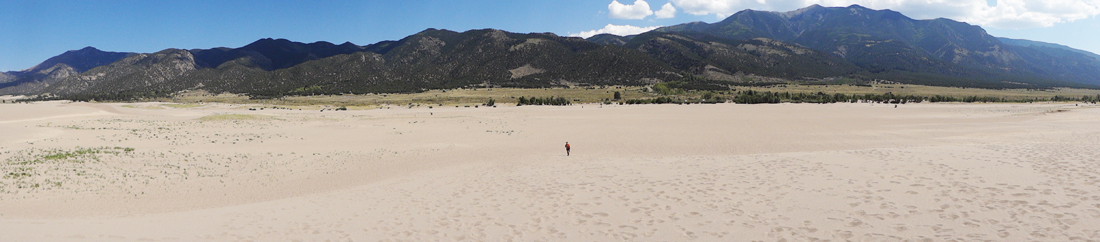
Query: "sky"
2 0 1098 72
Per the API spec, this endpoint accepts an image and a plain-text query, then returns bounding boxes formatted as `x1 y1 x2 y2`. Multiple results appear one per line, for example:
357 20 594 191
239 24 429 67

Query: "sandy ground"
2 101 1100 241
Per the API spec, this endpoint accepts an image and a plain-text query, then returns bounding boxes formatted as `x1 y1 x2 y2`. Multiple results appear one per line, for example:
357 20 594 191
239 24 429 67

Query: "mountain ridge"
653 4 1100 86
33 28 681 100
0 47 135 93
997 37 1100 61
4 5 1099 99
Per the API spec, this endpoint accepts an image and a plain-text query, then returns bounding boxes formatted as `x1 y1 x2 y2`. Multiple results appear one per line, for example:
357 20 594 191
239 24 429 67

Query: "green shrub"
516 96 570 106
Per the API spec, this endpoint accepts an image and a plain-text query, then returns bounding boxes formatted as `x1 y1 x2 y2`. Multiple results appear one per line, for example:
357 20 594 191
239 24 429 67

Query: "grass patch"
1 147 134 192
162 103 204 109
120 104 164 109
40 147 102 161
3 146 134 173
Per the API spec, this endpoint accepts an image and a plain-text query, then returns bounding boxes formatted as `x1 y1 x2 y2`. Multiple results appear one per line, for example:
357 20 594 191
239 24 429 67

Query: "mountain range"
3 4 1098 100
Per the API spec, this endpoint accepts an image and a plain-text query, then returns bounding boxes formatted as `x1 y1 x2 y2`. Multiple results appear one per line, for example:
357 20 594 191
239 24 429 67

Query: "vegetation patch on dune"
1 147 134 192
120 104 165 109
162 103 204 109
4 146 133 167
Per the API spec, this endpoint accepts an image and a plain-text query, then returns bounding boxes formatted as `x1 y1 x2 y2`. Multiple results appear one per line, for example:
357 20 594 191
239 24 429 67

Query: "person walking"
565 142 571 156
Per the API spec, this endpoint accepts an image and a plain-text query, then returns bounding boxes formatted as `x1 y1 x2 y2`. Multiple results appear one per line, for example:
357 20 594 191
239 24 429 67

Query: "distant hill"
997 37 1100 61
28 46 135 73
190 38 367 70
586 34 633 46
655 4 1100 87
4 4 1100 100
622 31 860 80
0 47 134 94
41 49 199 97
33 29 678 100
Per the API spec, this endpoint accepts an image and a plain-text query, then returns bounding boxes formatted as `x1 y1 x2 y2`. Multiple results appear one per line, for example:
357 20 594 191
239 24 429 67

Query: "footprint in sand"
833 230 853 239
846 219 864 227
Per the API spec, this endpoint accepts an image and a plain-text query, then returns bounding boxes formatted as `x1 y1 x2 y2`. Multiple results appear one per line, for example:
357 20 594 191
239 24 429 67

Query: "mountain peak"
247 38 291 45
59 46 105 56
417 28 441 35
204 37 368 70
27 46 132 73
781 4 827 18
797 4 825 11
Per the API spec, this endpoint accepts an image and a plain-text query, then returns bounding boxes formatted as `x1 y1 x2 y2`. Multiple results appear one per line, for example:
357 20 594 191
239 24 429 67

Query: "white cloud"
609 0 655 19
667 0 1100 28
656 3 679 18
570 24 663 38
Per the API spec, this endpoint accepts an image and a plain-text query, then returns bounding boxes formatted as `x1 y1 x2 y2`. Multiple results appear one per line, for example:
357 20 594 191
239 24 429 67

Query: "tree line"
516 96 571 106
731 91 1100 104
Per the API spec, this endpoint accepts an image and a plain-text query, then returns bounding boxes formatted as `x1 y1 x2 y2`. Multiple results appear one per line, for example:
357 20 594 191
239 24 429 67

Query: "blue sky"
2 0 1098 72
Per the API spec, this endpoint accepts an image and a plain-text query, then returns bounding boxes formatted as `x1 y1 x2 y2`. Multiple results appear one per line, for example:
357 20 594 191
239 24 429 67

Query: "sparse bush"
623 97 679 105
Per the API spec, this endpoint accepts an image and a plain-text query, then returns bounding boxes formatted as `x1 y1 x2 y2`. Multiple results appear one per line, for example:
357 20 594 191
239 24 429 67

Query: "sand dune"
2 101 1100 241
